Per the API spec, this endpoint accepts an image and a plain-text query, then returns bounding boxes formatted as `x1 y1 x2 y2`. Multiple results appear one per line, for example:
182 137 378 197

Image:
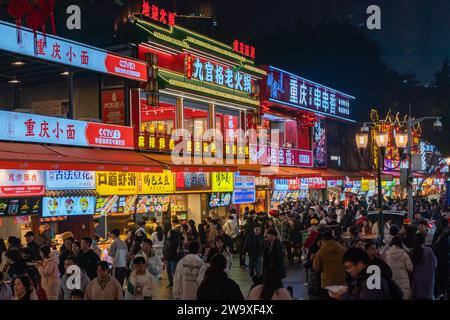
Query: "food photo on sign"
43 196 95 217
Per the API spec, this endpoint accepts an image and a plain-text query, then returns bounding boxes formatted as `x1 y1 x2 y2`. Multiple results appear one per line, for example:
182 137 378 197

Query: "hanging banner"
43 196 96 217
45 170 96 190
211 172 234 192
0 110 134 149
138 170 174 194
96 172 138 195
0 21 147 82
313 120 327 167
0 170 45 197
101 89 125 125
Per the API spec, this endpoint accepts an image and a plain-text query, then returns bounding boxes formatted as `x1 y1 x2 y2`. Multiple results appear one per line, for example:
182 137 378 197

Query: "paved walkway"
157 256 309 300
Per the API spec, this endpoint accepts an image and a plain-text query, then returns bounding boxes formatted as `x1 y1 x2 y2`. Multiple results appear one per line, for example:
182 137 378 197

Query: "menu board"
95 195 137 215
209 192 232 208
42 196 95 217
1 197 41 216
136 195 171 213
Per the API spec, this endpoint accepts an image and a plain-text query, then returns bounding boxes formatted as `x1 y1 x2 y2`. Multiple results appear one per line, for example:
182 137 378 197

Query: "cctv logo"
66 265 82 290
366 265 381 290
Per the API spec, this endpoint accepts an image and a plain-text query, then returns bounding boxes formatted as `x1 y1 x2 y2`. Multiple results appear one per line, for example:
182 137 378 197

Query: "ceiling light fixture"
8 77 21 84
11 59 26 66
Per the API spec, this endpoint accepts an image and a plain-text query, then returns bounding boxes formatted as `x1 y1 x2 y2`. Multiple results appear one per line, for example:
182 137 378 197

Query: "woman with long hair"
150 226 165 260
411 233 437 299
247 266 292 300
13 275 37 300
187 220 199 241
24 266 48 300
263 219 280 239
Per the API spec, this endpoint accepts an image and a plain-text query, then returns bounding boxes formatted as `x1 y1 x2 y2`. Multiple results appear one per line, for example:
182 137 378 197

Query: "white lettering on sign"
119 60 136 70
299 154 310 164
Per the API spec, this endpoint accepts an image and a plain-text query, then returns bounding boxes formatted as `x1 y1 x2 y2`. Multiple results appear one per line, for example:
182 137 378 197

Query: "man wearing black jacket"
77 237 100 280
363 240 393 280
243 224 264 278
24 232 41 262
164 217 182 288
263 229 286 279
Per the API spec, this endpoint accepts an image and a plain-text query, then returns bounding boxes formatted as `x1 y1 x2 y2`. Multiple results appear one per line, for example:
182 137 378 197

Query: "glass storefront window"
141 95 176 137
183 100 208 138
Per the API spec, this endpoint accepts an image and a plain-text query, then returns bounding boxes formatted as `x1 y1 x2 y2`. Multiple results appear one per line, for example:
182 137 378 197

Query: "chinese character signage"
43 196 96 217
186 54 254 94
0 21 147 82
0 110 134 149
176 172 210 191
300 177 326 189
45 170 95 190
96 172 138 195
141 1 176 27
250 145 313 168
313 120 327 167
232 40 255 59
138 170 174 194
263 66 354 122
0 170 45 197
232 189 256 204
101 89 125 125
212 172 234 192
233 174 255 190
274 179 289 190
209 192 231 207
255 176 271 188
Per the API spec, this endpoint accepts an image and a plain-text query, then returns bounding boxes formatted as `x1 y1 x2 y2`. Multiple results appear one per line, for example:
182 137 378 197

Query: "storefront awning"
271 166 320 178
139 152 238 172
0 142 163 172
311 168 346 180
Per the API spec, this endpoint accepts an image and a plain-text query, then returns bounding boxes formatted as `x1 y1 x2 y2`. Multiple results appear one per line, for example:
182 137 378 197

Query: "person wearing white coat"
383 236 414 299
172 241 205 300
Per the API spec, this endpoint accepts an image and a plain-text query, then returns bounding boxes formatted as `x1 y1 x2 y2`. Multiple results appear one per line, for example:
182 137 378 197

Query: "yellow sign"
138 170 174 194
96 172 138 195
361 179 369 192
212 172 234 192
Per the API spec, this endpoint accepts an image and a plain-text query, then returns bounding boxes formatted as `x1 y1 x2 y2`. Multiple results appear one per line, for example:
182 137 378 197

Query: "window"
140 95 176 137
183 100 208 139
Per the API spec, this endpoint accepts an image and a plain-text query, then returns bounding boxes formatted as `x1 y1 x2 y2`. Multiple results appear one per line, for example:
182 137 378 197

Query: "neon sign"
186 55 253 94
141 1 176 27
232 40 255 59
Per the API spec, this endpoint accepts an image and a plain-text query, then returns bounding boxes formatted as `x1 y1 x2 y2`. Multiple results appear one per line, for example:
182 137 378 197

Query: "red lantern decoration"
7 0 33 44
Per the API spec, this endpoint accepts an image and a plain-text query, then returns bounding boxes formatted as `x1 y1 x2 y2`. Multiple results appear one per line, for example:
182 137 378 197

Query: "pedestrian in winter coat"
37 245 60 300
58 236 75 276
164 218 182 288
263 229 286 279
6 249 26 279
384 237 414 299
248 266 292 300
432 218 448 299
150 227 165 260
243 224 264 278
363 240 393 280
78 238 101 281
173 241 205 300
130 239 163 280
58 256 90 300
197 254 244 300
411 233 438 300
84 261 123 300
198 236 233 283
12 275 38 300
125 257 158 300
24 231 41 262
313 231 346 290
330 248 391 300
108 230 128 287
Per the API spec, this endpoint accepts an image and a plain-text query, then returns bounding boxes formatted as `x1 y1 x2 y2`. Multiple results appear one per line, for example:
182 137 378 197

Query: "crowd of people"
0 195 449 301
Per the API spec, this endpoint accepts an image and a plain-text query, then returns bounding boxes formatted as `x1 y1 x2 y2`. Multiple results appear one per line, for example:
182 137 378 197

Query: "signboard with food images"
43 196 95 217
136 195 171 214
208 192 232 208
96 172 138 195
1 197 41 216
95 195 137 215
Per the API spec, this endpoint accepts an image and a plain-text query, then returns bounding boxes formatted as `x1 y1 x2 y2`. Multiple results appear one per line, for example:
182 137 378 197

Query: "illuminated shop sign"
141 1 176 27
263 66 355 122
209 192 231 207
234 174 255 190
43 196 96 217
313 120 327 167
232 40 255 59
45 170 95 190
0 197 41 216
186 54 253 94
0 21 147 82
96 172 138 195
232 189 255 204
212 172 234 192
176 172 210 191
0 110 134 149
0 170 45 197
95 195 137 215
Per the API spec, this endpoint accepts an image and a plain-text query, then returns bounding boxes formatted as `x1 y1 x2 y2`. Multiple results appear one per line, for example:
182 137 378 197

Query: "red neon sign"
142 1 176 27
233 40 255 59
